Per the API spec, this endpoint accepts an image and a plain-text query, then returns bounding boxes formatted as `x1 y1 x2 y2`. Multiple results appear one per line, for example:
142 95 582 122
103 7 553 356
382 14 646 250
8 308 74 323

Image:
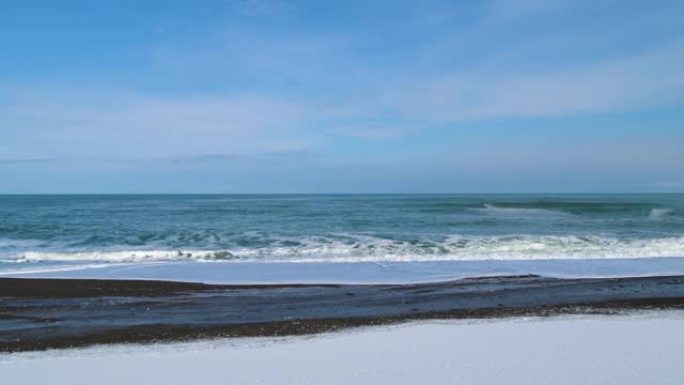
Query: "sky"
1 0 683 193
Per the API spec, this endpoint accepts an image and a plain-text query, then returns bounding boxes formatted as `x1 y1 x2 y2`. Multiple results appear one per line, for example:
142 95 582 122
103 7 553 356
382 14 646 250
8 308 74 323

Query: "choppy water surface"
0 194 683 266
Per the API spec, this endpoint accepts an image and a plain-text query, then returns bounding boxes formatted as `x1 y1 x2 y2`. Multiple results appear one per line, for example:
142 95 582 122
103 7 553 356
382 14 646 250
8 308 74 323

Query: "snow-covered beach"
4 313 684 385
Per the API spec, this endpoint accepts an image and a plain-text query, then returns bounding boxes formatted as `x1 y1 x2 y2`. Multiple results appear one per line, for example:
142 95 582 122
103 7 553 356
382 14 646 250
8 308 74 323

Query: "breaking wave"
473 204 571 217
649 208 676 220
4 234 684 263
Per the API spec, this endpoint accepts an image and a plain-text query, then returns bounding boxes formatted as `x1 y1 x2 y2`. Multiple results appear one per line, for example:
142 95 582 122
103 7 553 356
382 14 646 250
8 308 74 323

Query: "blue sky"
1 0 683 193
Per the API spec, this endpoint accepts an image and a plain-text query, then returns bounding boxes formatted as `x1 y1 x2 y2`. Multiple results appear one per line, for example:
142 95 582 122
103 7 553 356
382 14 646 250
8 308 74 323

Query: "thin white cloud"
1 90 320 160
330 127 405 140
352 44 684 124
487 0 573 21
233 0 296 16
2 1 683 154
130 1 684 142
3 42 683 156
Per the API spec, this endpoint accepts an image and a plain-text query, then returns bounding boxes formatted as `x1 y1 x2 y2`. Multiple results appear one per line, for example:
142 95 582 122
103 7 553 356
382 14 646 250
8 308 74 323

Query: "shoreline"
5 257 684 285
3 274 684 352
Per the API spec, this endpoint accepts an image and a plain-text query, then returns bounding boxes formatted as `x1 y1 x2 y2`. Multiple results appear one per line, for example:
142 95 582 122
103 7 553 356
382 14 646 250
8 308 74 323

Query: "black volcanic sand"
2 275 684 352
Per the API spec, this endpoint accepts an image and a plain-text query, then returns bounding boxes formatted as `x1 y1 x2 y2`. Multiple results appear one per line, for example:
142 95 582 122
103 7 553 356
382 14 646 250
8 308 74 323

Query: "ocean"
1 194 684 282
3 194 684 352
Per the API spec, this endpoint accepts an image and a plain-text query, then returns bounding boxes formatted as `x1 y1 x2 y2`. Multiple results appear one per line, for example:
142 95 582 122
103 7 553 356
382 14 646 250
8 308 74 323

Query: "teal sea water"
1 194 683 267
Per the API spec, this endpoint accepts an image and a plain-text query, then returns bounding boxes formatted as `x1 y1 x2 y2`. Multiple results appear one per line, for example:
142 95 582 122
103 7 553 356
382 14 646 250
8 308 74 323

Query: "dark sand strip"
2 275 684 352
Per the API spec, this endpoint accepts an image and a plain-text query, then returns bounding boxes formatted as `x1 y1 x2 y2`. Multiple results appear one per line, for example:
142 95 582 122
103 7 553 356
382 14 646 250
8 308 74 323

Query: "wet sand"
2 275 684 352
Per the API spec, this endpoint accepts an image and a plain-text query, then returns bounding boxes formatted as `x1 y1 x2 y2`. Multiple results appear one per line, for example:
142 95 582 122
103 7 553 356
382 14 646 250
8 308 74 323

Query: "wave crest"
5 235 684 263
474 204 570 217
649 208 675 220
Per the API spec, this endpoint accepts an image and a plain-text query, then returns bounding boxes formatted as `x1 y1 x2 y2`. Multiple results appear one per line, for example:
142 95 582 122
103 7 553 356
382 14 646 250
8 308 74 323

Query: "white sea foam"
474 204 570 217
0 263 123 276
3 235 684 263
649 208 675 219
